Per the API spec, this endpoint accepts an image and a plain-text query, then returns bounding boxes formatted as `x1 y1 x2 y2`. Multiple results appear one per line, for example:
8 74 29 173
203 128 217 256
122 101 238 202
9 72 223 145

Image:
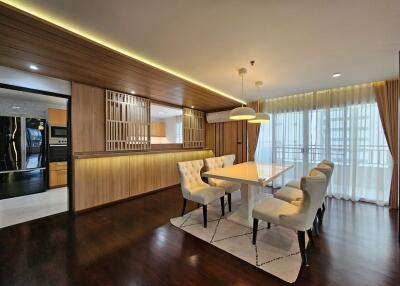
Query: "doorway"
0 84 71 228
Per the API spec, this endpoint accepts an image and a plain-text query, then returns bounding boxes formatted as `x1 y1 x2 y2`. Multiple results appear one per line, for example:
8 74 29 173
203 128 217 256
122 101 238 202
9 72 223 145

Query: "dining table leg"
226 183 263 227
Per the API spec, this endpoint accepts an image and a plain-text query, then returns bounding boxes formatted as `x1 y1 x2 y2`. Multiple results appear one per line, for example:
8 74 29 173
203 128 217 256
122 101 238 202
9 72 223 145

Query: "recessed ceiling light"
332 73 341 78
191 106 195 108
130 90 136 94
11 105 21 109
29 64 39 70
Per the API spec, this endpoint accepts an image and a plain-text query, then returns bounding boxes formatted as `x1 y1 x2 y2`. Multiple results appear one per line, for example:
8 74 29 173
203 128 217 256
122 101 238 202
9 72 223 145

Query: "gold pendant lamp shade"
229 68 256 120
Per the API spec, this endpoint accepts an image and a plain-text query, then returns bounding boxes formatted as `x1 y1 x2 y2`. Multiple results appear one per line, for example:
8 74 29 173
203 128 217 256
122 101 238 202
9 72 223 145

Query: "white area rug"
170 192 307 283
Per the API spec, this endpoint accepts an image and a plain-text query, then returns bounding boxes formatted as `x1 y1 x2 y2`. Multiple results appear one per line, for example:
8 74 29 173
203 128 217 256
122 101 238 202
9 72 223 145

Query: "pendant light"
229 68 256 120
248 81 270 123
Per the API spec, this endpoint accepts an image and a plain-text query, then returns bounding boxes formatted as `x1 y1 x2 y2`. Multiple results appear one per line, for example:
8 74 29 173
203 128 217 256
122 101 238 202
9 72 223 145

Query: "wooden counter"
73 149 214 211
73 148 209 159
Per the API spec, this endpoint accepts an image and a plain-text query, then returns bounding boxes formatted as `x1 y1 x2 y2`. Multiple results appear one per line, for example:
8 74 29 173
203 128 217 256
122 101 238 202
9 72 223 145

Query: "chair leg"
202 205 207 228
297 231 309 266
313 218 319 236
227 193 232 212
267 222 271 229
252 218 259 245
306 228 314 247
322 201 326 214
220 196 225 216
181 198 187 216
317 208 323 225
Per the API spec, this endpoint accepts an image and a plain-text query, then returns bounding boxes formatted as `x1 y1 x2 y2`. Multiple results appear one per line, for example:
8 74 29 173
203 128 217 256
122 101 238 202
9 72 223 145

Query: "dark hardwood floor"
0 187 399 286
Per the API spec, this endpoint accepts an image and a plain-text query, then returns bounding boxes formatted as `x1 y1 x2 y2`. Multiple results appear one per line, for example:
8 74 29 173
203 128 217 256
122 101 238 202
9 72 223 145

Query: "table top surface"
203 161 294 186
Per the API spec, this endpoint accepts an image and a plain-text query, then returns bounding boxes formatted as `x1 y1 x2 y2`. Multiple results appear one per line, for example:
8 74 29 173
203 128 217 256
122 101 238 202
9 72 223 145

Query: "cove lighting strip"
2 0 246 105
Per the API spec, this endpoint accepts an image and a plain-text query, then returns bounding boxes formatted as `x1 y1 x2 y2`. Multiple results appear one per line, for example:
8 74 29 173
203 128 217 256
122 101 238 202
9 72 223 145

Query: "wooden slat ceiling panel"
0 4 240 111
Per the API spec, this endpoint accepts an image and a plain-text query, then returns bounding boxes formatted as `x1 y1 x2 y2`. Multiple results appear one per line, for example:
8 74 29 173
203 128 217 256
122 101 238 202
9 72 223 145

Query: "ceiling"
0 87 67 118
2 0 399 102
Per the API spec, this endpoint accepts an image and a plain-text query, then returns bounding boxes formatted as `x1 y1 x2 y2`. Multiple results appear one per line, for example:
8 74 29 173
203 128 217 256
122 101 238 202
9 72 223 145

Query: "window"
256 90 391 206
150 103 183 144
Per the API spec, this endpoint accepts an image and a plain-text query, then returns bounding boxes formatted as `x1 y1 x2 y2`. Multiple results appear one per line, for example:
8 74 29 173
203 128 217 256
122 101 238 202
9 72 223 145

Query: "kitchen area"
0 66 71 228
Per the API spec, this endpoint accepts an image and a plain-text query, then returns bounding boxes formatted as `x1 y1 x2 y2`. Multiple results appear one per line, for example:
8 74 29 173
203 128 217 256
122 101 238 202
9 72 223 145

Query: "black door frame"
0 82 73 212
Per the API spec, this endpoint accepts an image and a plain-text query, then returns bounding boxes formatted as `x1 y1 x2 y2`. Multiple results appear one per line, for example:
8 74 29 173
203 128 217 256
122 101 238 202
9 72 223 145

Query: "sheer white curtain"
255 83 392 206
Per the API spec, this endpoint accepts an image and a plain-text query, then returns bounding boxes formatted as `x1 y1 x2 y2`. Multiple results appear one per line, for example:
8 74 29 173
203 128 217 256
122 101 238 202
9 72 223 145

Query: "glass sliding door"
273 111 306 185
256 86 391 205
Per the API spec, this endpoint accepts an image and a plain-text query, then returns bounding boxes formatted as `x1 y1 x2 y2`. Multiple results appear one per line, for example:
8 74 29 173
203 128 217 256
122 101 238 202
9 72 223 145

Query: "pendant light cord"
241 73 244 107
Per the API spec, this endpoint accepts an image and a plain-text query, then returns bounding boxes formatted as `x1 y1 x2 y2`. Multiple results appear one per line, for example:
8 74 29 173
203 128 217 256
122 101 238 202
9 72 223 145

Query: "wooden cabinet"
48 108 67 125
49 162 68 188
73 149 214 211
150 121 166 137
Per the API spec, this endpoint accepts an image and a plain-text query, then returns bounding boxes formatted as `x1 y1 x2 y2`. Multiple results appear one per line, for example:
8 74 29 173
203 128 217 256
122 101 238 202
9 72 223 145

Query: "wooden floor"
0 187 399 286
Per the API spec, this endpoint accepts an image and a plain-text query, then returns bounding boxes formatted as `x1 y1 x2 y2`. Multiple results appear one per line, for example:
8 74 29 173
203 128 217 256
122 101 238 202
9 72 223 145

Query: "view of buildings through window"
256 102 391 205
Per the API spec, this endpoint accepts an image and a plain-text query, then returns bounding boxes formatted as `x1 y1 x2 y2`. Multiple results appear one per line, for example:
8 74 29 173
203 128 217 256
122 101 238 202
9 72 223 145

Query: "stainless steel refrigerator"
0 116 47 199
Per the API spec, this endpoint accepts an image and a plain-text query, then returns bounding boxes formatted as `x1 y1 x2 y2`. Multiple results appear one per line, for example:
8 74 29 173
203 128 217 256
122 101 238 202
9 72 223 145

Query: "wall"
71 82 105 153
205 121 247 163
71 82 212 211
74 150 213 211
0 66 71 95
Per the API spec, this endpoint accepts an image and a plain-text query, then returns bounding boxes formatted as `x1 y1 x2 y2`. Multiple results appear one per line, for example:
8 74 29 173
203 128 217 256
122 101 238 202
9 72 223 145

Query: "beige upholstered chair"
204 155 241 212
177 160 225 228
274 163 333 204
285 159 334 190
275 160 334 226
252 169 327 266
220 154 235 167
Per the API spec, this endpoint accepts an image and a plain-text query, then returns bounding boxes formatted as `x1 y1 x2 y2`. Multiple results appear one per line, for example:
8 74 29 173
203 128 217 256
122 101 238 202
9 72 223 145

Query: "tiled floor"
0 187 68 228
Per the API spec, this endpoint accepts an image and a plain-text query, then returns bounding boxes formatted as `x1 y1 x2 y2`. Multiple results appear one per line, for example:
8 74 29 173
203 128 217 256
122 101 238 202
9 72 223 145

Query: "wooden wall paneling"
237 120 247 162
74 156 130 211
223 121 238 159
204 120 248 163
0 4 241 111
205 122 215 153
72 82 105 153
217 123 223 156
74 150 214 211
242 121 247 161
237 121 243 162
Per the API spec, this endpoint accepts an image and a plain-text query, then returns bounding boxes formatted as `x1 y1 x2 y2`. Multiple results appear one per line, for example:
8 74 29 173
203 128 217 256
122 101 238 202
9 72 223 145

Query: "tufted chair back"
221 154 235 167
177 160 208 199
314 163 333 193
280 169 326 231
204 157 224 186
321 159 334 171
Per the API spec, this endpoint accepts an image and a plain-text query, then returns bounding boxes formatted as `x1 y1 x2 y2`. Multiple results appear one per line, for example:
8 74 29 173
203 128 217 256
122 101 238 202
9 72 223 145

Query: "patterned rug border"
170 202 304 283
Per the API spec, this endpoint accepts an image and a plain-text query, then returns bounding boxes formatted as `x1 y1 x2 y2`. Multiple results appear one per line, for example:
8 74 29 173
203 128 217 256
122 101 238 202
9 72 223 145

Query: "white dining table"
203 161 294 227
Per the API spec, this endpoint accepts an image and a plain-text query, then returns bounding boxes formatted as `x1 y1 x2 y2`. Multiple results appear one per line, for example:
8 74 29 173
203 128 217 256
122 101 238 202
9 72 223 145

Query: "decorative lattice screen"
183 108 205 148
106 90 150 151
